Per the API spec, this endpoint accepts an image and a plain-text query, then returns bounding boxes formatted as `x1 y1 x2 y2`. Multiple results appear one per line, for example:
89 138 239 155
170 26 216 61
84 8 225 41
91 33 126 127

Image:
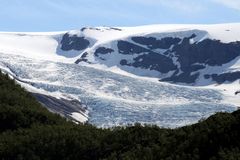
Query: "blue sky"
1 0 240 31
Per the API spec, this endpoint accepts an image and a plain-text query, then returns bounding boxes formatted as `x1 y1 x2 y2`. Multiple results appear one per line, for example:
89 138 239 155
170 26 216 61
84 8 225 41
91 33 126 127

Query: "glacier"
0 52 237 128
0 23 240 128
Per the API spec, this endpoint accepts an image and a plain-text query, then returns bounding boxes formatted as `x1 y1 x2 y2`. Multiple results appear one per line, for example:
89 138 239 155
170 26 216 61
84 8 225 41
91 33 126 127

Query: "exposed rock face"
159 35 240 83
117 40 177 73
94 47 114 57
61 33 90 51
32 93 87 123
205 72 240 84
75 52 89 64
172 38 240 69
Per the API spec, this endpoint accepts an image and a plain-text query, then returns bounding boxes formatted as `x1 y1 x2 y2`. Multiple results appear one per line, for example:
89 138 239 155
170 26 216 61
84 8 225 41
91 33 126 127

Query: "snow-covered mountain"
0 23 240 128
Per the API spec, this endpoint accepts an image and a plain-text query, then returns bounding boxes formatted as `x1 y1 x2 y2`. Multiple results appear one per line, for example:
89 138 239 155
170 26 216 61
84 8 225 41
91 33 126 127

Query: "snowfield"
0 23 240 128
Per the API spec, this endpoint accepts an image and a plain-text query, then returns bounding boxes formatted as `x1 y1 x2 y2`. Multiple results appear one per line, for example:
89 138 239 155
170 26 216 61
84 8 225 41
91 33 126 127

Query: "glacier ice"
0 53 237 128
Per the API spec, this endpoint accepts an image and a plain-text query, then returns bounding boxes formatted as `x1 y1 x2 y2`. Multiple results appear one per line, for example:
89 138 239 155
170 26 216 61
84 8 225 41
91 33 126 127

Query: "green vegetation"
0 71 240 160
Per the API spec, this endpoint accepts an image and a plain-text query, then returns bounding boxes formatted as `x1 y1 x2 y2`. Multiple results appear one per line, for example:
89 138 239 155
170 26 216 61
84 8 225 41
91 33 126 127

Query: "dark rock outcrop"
32 93 87 122
61 33 90 51
117 40 177 73
94 47 114 57
172 38 240 71
75 52 89 64
205 72 240 84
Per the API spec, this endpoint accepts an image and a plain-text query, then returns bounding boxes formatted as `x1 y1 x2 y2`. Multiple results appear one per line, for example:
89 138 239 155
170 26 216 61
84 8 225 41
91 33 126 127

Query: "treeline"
0 71 240 160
